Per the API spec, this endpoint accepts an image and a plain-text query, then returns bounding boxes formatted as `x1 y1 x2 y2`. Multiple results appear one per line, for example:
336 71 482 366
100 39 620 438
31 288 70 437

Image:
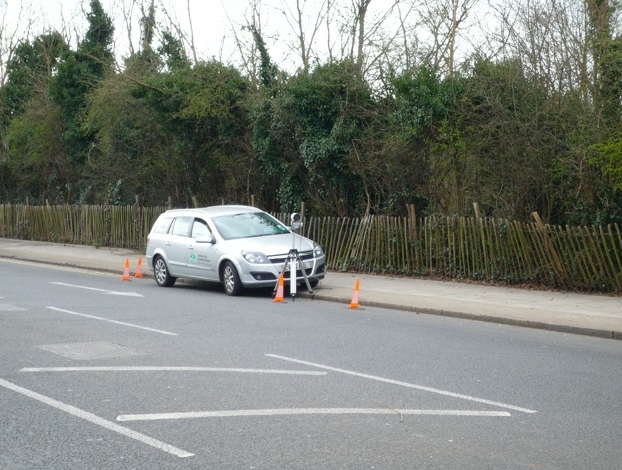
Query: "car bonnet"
218 232 315 256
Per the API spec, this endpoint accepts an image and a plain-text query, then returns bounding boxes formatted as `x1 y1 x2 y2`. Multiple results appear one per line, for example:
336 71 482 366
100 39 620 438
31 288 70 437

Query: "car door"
165 216 194 277
185 218 219 281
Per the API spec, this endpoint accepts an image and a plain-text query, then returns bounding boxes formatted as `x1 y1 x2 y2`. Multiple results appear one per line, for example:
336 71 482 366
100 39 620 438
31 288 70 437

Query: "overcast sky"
4 0 429 73
6 0 256 61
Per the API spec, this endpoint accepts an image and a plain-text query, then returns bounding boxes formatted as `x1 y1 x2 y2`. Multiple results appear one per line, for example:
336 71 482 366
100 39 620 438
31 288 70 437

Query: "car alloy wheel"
154 256 175 287
222 261 243 296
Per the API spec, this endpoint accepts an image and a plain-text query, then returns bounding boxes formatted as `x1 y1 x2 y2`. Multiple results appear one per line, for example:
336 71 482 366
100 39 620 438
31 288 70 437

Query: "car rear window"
152 216 174 234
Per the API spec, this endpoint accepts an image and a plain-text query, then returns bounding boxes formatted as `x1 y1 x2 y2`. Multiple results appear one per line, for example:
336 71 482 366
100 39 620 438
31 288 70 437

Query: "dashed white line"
20 366 327 376
266 354 538 414
0 378 193 458
52 282 144 297
117 408 511 421
46 307 177 336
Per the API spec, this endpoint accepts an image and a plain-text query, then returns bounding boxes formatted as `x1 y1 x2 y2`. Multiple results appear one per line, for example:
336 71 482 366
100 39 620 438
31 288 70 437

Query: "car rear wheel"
154 256 176 287
222 261 243 296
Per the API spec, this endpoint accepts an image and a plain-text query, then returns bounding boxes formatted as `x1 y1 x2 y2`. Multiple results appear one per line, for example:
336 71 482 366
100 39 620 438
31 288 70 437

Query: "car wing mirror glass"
196 235 215 244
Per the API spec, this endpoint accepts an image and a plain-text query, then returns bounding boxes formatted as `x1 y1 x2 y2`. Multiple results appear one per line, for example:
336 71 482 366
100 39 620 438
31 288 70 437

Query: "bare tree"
326 0 335 62
0 0 36 85
417 0 477 74
485 0 599 97
278 0 327 74
155 0 192 63
225 0 264 82
352 0 372 76
361 0 408 83
117 0 142 57
185 0 197 63
324 0 403 82
394 0 418 72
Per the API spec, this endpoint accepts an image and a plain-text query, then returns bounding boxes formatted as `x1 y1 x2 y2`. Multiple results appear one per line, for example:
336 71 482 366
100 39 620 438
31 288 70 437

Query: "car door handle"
187 245 194 249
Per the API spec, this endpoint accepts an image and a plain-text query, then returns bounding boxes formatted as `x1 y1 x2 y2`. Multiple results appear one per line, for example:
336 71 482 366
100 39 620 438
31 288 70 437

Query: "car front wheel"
222 261 243 296
153 256 176 287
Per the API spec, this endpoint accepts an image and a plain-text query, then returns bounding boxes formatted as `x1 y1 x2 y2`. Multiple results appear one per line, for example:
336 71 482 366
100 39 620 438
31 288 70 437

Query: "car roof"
162 205 263 218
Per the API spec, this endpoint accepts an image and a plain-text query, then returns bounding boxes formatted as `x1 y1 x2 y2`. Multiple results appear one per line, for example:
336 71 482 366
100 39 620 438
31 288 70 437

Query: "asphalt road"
1 259 621 469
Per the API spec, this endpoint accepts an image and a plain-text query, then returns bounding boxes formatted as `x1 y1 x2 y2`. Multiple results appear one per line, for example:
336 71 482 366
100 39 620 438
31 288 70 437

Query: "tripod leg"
290 255 297 300
290 252 315 296
299 258 315 295
273 258 289 298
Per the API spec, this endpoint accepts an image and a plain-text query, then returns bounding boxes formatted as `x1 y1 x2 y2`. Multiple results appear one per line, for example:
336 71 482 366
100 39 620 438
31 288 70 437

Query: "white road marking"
52 282 143 297
117 408 511 421
0 303 27 311
0 258 101 274
266 354 538 414
20 366 326 376
46 307 177 336
0 378 194 458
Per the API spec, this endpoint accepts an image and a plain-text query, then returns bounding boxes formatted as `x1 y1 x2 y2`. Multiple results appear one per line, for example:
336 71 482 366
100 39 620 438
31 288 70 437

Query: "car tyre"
222 261 243 296
154 255 176 287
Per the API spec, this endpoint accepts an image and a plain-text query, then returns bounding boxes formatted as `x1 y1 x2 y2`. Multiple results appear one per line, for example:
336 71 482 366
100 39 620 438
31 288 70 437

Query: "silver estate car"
145 205 326 295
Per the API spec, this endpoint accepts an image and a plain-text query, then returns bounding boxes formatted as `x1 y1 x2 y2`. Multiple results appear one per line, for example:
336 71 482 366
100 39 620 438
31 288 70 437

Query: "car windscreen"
211 211 289 240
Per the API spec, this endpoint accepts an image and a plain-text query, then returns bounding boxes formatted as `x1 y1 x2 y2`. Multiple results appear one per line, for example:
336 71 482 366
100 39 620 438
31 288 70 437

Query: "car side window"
171 216 193 237
191 219 211 239
153 216 174 234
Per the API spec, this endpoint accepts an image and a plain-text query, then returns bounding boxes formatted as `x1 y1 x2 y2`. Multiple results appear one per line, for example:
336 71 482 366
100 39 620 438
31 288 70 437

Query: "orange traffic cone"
121 258 131 281
134 256 143 278
274 273 285 302
349 278 360 309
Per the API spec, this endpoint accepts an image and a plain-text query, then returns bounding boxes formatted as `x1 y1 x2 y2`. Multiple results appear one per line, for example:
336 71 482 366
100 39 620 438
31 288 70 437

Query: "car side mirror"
196 234 215 244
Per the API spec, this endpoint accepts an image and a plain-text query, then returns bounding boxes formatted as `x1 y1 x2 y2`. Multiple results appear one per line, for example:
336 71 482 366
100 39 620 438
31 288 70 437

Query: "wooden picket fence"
298 214 622 293
1 203 621 293
0 203 166 249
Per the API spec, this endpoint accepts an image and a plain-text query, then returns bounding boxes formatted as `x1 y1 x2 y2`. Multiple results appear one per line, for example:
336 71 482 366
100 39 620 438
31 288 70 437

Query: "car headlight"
313 243 324 257
242 251 271 264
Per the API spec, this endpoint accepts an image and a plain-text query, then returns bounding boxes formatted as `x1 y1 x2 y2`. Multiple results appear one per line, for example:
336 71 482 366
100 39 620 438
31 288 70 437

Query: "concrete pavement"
0 238 621 340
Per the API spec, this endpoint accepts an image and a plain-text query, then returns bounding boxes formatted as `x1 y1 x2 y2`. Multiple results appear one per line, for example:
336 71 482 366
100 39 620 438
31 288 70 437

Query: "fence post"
473 202 481 219
532 211 565 282
134 195 143 250
407 204 417 241
473 202 489 275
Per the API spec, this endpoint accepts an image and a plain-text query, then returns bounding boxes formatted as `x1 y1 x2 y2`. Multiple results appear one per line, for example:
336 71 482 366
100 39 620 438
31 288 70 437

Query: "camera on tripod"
272 211 314 301
290 212 302 232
